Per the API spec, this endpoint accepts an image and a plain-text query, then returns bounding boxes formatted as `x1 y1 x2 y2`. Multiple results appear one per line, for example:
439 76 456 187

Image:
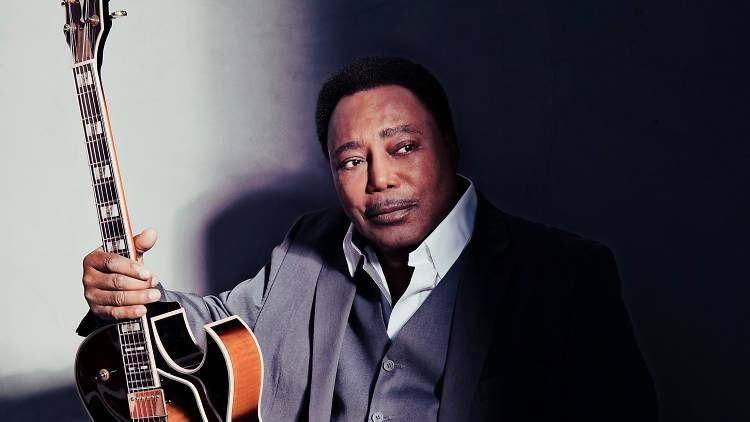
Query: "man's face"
327 85 458 254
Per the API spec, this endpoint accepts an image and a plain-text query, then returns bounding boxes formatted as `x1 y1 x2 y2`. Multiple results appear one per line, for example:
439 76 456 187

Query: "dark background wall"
1 1 747 420
201 1 750 420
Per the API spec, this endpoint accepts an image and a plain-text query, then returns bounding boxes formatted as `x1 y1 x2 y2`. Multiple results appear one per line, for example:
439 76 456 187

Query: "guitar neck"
73 60 162 393
73 60 135 259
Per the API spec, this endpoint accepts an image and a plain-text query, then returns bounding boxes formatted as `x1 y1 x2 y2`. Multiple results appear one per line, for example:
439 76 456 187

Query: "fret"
102 233 126 241
98 206 121 224
75 68 94 88
84 120 104 138
100 218 126 239
93 177 115 187
125 363 152 372
93 180 118 204
100 215 123 224
91 163 113 182
119 333 146 344
82 114 103 124
97 200 119 209
121 342 147 352
77 95 102 119
128 385 161 394
121 341 148 350
126 376 158 389
80 126 108 164
119 321 143 333
86 136 109 151
76 88 97 97
87 156 111 167
113 248 131 257
121 349 149 359
104 238 127 252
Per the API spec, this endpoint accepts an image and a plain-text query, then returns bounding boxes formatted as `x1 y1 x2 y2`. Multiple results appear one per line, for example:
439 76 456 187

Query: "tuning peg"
110 10 128 19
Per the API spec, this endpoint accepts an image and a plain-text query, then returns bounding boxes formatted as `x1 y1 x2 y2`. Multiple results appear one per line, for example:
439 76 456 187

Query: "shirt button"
383 359 395 372
371 411 384 422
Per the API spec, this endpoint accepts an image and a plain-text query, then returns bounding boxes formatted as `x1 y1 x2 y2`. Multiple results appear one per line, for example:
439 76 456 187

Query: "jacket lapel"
307 249 357 421
439 198 512 422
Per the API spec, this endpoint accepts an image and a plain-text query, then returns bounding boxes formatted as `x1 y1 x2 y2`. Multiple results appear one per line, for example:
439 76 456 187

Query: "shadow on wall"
201 168 338 294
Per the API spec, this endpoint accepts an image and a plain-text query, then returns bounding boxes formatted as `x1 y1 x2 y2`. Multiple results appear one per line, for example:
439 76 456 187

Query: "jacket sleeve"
76 215 304 348
563 243 659 421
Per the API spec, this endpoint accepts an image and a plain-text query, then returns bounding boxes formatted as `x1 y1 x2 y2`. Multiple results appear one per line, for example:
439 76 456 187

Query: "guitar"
63 1 264 420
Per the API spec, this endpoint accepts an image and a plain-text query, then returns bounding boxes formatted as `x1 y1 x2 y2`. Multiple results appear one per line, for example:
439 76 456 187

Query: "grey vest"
331 259 463 422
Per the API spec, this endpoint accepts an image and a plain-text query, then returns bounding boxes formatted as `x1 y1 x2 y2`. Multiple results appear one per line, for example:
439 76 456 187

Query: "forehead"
328 85 433 142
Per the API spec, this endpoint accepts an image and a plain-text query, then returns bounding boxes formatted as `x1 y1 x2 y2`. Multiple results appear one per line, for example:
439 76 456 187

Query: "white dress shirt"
342 177 478 339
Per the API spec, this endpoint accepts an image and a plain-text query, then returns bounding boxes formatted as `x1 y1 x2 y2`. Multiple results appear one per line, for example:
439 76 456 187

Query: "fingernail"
148 289 161 301
151 277 160 287
136 306 147 316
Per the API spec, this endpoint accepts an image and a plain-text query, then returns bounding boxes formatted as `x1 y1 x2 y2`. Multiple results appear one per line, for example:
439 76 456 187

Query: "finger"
91 304 148 320
86 287 161 307
84 251 151 281
86 272 154 291
133 228 158 260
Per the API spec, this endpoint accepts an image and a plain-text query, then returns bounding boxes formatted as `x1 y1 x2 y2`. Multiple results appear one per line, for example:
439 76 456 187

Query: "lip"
365 202 417 225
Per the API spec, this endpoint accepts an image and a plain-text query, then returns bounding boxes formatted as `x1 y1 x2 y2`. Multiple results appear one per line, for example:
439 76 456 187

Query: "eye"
341 158 364 170
394 143 415 155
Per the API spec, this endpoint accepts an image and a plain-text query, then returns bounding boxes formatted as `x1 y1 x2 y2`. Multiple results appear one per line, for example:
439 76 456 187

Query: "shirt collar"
342 176 478 279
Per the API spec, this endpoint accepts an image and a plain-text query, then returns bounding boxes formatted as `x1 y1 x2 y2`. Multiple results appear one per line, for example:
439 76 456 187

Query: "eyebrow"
333 140 363 157
333 125 423 157
379 124 423 139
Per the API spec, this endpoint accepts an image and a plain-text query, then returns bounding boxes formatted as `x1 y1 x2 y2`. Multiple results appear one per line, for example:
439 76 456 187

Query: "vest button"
371 411 384 422
383 359 395 372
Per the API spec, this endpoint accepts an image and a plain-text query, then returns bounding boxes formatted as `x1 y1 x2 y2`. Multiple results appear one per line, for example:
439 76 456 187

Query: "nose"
366 153 398 193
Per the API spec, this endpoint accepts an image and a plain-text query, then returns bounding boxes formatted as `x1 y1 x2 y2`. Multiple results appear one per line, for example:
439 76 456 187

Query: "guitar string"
66 1 75 59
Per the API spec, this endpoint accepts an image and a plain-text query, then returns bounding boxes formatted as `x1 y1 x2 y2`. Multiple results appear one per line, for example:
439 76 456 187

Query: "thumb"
133 228 158 261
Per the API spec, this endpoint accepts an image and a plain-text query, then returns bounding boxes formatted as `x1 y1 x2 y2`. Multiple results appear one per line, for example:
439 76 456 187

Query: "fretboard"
73 61 132 257
73 60 160 393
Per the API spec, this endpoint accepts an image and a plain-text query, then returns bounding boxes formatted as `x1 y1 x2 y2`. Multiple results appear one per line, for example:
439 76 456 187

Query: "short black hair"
315 56 456 159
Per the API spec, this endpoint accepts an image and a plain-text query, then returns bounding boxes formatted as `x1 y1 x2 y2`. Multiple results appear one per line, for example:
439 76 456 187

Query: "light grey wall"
0 0 332 408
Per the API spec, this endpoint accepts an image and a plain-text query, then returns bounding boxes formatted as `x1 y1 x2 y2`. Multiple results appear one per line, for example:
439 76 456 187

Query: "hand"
82 228 162 320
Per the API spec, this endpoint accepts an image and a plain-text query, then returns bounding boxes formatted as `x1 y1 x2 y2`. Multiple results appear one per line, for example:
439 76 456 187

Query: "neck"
376 249 413 304
73 60 161 393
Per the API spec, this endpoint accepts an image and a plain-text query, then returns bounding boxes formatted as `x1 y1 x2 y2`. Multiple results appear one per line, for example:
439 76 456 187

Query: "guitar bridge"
127 388 168 418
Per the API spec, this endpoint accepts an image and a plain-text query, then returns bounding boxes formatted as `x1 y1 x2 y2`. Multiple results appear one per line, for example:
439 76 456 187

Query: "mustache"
364 199 418 218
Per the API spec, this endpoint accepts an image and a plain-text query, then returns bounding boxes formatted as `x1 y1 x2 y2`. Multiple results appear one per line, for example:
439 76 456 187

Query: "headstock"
62 0 125 65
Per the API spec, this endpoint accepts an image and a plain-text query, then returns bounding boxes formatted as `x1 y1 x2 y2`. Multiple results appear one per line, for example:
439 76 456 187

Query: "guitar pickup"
127 388 168 418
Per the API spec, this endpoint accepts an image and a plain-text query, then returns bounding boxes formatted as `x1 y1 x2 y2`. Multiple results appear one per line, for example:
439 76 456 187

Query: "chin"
366 224 425 253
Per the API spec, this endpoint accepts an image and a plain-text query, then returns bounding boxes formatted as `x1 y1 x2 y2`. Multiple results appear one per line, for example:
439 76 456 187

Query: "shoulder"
504 212 611 260
277 206 350 254
478 197 615 272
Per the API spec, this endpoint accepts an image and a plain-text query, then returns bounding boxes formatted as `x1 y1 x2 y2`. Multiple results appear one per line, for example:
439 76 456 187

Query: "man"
78 57 658 421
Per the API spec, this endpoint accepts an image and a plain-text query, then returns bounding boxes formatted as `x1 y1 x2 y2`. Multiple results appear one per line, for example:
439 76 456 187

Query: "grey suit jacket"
79 197 658 421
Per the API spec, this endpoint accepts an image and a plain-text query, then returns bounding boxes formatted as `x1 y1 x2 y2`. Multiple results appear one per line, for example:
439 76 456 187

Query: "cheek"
334 171 366 210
